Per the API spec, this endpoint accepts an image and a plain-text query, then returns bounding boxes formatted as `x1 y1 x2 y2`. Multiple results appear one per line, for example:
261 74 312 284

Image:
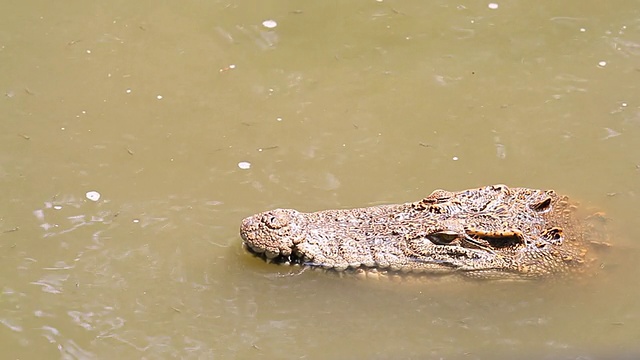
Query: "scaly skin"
240 185 592 279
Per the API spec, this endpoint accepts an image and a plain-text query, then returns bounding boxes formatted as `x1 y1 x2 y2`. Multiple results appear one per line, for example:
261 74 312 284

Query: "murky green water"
1 1 639 358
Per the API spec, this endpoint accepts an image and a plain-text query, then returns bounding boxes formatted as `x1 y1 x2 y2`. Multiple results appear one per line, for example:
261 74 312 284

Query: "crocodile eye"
464 228 525 248
530 197 552 212
423 189 454 203
490 184 509 192
427 231 459 245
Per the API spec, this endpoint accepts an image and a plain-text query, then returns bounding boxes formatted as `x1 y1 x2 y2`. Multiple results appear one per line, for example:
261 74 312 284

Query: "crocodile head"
240 186 598 279
240 208 309 263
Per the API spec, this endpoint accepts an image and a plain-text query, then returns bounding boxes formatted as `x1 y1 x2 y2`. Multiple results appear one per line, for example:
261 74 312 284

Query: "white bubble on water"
262 20 277 29
86 191 101 201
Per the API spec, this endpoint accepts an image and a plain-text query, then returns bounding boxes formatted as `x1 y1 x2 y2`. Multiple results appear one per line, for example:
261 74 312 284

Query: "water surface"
1 1 639 358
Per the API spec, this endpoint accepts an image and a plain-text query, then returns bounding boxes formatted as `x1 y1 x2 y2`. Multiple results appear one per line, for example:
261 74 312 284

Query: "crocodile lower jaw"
243 242 308 266
242 242 471 277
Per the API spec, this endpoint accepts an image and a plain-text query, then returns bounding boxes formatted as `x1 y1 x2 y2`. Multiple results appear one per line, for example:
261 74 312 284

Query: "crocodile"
240 184 599 280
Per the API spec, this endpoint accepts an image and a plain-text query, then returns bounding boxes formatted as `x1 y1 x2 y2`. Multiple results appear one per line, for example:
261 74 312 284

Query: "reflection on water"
1 0 639 358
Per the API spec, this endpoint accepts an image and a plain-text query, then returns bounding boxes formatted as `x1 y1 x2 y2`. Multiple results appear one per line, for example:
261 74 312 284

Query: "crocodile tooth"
366 270 380 280
389 264 401 271
247 243 263 253
363 260 375 267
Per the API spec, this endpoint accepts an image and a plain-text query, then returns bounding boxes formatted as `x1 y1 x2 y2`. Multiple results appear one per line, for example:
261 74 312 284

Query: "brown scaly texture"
240 185 594 280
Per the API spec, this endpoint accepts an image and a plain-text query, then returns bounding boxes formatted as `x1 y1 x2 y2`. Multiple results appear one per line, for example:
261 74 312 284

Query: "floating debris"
85 191 101 202
238 161 251 170
219 64 236 72
257 146 278 152
262 20 277 29
603 127 621 140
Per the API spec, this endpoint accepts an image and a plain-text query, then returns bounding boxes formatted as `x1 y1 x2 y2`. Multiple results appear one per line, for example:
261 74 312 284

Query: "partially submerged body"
240 185 599 280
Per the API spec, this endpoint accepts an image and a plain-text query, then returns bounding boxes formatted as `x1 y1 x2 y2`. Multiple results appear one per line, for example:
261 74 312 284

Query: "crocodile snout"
240 208 307 259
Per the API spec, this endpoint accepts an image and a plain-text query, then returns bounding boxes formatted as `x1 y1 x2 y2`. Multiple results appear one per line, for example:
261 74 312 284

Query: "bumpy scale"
240 185 593 279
